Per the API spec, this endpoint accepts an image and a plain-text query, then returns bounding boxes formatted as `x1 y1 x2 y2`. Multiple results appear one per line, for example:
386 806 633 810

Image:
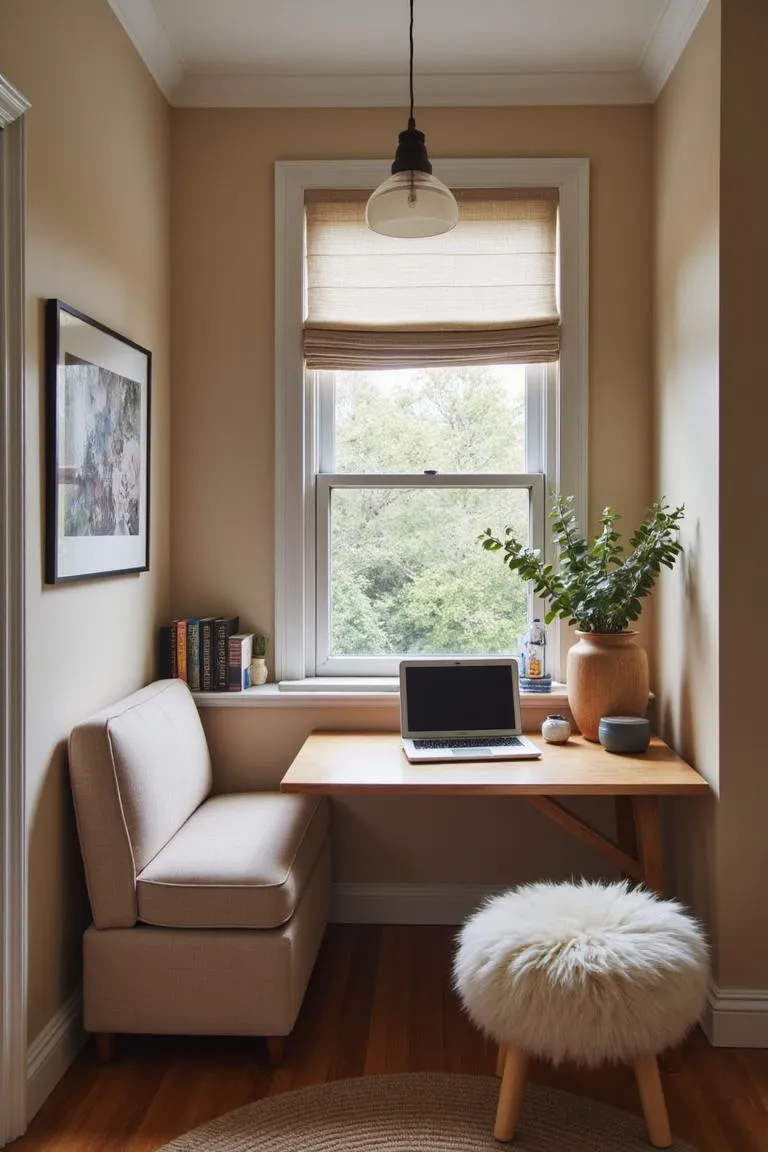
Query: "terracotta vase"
566 631 649 742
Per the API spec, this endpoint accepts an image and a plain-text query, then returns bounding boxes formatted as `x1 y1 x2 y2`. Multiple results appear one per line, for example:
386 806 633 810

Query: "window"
315 363 549 676
275 159 589 684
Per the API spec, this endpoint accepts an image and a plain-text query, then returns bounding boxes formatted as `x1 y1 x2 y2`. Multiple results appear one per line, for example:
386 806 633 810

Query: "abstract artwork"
45 300 151 582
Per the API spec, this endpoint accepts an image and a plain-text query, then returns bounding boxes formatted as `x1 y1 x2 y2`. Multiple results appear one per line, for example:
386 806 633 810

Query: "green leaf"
479 490 685 632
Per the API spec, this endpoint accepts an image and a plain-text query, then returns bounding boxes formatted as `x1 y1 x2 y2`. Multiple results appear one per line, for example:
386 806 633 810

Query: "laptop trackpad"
450 747 490 756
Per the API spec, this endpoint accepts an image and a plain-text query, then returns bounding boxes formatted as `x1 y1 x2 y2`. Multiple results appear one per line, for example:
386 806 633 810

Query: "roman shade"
303 189 560 371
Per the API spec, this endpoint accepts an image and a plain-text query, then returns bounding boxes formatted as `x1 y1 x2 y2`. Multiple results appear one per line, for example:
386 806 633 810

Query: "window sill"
193 680 570 711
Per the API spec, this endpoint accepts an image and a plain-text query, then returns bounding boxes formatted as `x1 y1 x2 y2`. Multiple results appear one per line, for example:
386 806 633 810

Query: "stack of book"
157 616 257 692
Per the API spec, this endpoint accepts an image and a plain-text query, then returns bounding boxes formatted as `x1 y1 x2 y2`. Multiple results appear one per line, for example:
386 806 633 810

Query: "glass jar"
522 617 547 679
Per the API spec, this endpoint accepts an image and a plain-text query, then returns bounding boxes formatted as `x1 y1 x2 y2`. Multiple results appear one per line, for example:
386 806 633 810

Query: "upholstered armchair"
68 678 330 1065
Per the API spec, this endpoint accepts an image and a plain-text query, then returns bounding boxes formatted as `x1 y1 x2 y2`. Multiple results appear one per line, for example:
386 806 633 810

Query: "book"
186 619 201 691
199 617 216 691
214 616 239 690
158 625 172 679
176 619 188 682
228 632 254 691
169 620 178 678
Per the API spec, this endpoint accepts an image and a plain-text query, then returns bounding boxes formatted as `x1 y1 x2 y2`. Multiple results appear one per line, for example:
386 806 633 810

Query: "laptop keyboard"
412 736 524 750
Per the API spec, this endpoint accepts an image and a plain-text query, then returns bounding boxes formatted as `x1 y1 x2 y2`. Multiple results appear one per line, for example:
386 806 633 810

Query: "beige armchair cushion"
136 793 330 930
69 680 212 929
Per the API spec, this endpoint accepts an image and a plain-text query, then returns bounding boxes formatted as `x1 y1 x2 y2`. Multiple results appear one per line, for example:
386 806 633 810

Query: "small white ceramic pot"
541 714 571 744
249 658 268 686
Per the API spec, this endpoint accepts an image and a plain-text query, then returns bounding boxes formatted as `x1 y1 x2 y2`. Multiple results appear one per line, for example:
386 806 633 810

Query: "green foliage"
479 493 685 634
251 635 267 658
330 365 529 655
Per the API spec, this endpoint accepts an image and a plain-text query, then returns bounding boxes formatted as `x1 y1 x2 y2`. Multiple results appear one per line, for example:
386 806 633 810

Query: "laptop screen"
402 662 518 734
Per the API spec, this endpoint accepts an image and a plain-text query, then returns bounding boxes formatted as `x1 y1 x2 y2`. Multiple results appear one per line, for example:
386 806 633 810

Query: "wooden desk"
281 731 709 894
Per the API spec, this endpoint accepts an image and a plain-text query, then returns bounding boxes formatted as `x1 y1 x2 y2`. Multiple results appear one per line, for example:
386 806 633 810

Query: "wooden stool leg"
494 1046 528 1142
93 1033 116 1064
495 1043 507 1077
634 1054 672 1149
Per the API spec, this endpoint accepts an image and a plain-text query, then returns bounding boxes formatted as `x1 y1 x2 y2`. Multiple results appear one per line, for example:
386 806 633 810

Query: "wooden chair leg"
93 1032 116 1064
494 1046 528 1142
495 1043 507 1077
634 1054 672 1149
266 1035 287 1066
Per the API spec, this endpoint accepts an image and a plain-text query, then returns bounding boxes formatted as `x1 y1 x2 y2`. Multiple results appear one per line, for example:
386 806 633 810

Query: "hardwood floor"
13 925 768 1151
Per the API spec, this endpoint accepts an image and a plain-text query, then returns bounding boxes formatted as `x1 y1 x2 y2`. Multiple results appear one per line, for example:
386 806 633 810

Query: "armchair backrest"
69 679 212 928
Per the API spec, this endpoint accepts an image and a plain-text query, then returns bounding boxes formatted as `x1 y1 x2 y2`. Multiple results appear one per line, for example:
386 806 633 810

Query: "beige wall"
655 0 768 991
716 0 768 987
0 0 171 1038
172 105 654 888
654 2 721 963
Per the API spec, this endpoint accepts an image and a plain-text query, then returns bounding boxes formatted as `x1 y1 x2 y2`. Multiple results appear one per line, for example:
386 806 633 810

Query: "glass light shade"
365 171 459 238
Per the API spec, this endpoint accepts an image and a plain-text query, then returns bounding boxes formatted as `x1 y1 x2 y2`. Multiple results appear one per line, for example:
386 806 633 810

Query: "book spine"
187 620 201 691
214 617 239 690
158 626 172 679
200 619 214 691
176 619 188 683
228 635 243 691
215 622 226 690
169 621 178 678
228 633 253 691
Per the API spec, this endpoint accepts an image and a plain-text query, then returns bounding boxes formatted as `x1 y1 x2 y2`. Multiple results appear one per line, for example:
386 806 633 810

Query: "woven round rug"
158 1072 698 1151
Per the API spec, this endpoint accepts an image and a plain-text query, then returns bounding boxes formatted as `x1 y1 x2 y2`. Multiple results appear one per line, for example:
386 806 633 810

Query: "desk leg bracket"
524 795 665 893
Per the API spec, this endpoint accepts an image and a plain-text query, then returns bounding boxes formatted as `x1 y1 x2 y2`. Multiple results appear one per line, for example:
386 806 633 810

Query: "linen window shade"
303 190 560 370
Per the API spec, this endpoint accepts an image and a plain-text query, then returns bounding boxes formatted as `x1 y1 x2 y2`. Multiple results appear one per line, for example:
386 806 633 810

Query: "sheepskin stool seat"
453 880 708 1148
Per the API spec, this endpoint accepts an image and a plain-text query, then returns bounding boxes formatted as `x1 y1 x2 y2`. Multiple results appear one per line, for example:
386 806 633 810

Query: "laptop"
399 657 542 762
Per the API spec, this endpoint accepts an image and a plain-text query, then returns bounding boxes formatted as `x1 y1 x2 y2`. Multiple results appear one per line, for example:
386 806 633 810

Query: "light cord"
409 0 414 125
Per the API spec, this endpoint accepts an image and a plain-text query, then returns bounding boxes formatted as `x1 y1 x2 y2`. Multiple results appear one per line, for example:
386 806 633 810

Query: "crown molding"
174 68 650 108
641 0 710 100
105 0 183 100
105 0 709 109
0 76 29 127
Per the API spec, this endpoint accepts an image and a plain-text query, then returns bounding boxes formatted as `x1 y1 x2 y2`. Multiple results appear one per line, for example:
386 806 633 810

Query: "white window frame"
275 158 589 684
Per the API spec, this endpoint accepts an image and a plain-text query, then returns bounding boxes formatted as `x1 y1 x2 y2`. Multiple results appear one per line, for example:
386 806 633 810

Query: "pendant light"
365 0 459 238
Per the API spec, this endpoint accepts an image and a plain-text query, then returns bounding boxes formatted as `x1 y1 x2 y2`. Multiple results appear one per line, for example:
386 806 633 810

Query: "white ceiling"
107 0 709 107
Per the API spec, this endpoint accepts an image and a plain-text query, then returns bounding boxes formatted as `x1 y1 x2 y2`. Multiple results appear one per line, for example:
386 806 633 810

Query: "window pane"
329 487 529 657
333 365 526 474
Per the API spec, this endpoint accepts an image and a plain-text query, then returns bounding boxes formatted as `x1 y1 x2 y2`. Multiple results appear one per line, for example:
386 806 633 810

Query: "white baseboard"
331 882 503 925
703 983 768 1048
26 988 87 1122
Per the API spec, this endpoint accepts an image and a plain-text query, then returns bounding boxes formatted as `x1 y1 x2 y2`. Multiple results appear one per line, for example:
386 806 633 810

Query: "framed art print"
45 299 151 583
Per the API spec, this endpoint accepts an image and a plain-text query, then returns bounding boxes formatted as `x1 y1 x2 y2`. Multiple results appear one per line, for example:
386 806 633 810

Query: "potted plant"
249 635 269 687
479 494 685 740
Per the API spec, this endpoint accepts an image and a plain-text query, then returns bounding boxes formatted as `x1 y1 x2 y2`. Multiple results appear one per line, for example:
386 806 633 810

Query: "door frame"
0 73 29 1146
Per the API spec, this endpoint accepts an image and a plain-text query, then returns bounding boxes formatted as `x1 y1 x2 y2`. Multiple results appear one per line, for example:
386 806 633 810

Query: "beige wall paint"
171 105 654 889
653 1 721 962
0 0 171 1038
716 0 768 988
655 0 768 991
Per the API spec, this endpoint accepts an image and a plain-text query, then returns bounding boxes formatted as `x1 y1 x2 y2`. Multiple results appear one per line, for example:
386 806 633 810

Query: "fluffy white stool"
453 880 709 1148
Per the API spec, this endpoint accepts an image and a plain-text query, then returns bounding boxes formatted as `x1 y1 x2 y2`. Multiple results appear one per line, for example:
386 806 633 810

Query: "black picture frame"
44 299 151 584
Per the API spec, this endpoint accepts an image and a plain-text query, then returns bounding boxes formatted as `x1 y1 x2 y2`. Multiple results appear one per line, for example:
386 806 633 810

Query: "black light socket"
390 118 433 175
